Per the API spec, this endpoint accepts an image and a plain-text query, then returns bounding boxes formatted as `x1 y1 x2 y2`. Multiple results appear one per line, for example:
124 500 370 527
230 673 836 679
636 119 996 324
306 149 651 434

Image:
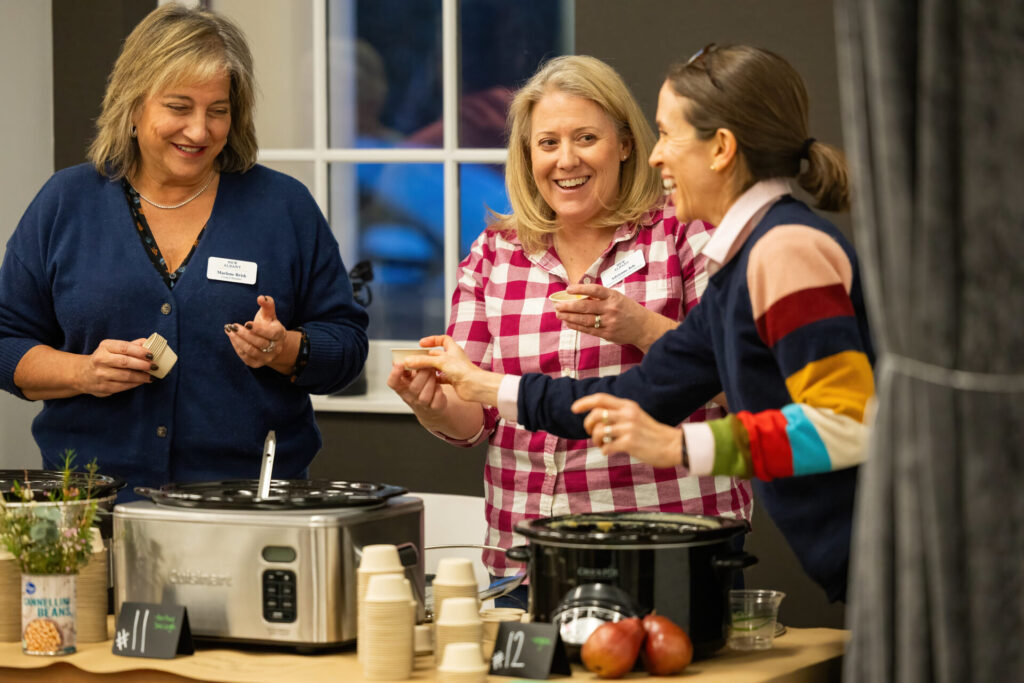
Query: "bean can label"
22 574 77 655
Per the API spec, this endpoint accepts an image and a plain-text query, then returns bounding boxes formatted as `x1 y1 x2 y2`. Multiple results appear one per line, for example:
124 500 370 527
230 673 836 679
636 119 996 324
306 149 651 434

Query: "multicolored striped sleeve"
685 225 874 480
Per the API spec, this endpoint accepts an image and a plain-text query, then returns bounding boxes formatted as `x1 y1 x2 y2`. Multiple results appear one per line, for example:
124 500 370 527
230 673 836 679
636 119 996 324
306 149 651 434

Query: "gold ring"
601 409 610 424
594 314 602 329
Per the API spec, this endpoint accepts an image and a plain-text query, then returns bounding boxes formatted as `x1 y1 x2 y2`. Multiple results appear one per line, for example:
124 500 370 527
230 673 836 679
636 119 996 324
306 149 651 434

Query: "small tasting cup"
365 572 412 601
359 544 403 573
728 589 785 650
439 641 486 671
435 557 477 586
438 596 482 625
548 291 589 302
390 347 432 367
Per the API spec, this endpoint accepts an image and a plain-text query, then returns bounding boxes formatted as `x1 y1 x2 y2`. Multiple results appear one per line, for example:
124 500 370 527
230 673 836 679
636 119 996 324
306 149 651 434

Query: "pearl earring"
710 164 717 171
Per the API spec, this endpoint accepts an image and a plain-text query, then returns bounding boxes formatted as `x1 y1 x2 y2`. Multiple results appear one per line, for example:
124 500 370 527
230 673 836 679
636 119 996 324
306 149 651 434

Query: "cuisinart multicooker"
112 480 424 648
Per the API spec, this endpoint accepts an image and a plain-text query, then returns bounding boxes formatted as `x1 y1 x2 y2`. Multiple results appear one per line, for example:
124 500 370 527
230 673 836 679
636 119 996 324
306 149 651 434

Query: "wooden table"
0 618 848 682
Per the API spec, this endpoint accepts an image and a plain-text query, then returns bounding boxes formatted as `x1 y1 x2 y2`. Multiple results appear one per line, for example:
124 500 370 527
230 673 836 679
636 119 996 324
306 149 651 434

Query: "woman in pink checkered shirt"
387 56 751 596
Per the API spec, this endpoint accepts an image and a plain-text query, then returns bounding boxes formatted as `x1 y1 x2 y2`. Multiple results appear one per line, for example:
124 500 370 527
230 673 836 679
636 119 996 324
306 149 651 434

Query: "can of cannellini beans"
21 574 76 655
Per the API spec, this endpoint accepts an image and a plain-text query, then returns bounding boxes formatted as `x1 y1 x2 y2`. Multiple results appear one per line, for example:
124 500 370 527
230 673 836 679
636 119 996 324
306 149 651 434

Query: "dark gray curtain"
835 1 1024 682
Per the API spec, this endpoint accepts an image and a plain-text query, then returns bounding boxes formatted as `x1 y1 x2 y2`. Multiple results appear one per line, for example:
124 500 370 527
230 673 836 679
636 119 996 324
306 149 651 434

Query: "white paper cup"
435 558 477 585
366 573 413 601
359 544 403 572
439 641 487 671
390 347 433 367
438 597 481 625
548 291 589 302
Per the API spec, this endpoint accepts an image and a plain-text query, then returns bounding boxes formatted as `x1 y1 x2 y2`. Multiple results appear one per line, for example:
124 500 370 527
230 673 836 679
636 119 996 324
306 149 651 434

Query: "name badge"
207 257 257 285
600 249 645 287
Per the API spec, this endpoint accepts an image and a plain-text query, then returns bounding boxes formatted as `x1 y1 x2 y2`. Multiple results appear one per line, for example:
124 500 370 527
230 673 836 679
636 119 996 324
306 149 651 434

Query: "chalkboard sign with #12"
112 602 194 659
489 621 571 679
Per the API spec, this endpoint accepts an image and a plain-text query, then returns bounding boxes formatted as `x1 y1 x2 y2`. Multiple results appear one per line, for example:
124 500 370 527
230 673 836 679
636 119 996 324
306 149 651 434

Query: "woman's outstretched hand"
402 335 504 406
572 393 685 469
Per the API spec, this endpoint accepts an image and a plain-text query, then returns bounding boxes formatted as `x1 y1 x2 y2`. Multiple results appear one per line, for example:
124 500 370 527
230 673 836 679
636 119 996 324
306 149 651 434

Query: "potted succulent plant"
0 451 100 655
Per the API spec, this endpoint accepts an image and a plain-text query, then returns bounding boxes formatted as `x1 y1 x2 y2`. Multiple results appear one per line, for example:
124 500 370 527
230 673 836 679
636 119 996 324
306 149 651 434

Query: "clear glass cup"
728 589 785 651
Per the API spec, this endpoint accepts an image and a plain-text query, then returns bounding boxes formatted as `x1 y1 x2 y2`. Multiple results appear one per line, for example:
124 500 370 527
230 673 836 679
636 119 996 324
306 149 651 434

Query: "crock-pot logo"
169 569 232 587
577 567 618 580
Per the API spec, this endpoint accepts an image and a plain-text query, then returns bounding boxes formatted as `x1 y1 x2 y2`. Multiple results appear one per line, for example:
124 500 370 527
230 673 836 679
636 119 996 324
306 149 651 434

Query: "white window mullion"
442 0 459 326
312 0 329 217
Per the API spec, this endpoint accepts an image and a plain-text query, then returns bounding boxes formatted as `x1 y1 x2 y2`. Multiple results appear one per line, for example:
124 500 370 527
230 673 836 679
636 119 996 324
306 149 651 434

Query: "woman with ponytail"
407 45 873 602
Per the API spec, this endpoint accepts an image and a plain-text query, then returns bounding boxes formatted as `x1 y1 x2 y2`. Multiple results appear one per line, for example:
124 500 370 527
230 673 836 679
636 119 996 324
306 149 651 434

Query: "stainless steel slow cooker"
113 479 424 649
507 511 755 658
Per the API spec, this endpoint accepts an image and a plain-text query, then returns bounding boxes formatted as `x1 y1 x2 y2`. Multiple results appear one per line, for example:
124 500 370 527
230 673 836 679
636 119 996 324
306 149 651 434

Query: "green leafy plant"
0 450 100 574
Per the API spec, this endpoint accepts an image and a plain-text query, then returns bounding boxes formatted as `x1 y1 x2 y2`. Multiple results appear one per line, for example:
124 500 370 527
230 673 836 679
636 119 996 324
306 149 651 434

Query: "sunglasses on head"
685 43 723 91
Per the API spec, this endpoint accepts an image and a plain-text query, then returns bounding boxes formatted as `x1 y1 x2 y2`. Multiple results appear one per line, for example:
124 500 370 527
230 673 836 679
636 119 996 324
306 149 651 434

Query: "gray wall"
0 0 52 469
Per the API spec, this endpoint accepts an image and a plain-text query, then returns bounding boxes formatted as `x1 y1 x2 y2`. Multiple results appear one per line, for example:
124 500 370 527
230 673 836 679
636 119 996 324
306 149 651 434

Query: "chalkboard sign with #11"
112 602 194 659
488 621 571 679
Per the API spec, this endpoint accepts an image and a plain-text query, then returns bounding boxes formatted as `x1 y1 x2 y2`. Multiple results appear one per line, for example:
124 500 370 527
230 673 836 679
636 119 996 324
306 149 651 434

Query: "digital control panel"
262 569 297 623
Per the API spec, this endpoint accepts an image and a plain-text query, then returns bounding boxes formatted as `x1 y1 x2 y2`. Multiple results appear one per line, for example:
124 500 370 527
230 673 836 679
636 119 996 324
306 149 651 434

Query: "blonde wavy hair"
494 55 663 254
87 2 257 180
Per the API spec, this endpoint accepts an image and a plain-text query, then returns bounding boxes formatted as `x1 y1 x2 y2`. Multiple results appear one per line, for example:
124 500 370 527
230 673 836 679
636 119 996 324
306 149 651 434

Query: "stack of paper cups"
361 573 415 680
357 544 404 662
432 557 479 622
479 607 526 660
76 528 108 643
438 641 490 683
0 547 18 641
435 596 483 665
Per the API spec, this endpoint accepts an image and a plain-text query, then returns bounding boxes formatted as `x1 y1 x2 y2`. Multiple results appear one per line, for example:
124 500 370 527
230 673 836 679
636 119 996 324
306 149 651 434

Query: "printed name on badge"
600 249 645 287
207 257 257 285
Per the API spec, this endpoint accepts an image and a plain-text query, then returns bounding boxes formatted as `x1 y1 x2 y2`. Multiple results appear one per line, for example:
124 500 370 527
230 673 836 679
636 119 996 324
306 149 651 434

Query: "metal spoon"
257 430 276 499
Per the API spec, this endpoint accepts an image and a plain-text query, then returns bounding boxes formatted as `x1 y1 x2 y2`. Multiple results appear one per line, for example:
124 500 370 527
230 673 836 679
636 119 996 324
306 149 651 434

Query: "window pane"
211 0 314 149
458 0 572 148
330 163 445 340
459 163 509 260
327 0 443 149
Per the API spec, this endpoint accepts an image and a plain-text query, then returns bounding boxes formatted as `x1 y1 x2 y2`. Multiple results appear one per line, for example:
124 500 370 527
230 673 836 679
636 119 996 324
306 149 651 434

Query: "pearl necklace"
132 174 216 210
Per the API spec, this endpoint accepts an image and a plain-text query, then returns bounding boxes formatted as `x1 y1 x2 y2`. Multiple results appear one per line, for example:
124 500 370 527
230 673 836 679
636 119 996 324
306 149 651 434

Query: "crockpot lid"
516 511 749 545
0 469 126 502
134 479 407 510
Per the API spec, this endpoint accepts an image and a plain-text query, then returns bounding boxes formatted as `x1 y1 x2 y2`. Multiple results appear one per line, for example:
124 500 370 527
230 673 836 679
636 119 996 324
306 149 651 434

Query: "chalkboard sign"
488 621 571 679
112 602 194 659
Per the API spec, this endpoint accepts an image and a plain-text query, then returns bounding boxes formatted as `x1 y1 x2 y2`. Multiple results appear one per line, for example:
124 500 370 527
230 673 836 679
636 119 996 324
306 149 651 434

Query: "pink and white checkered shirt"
440 203 753 575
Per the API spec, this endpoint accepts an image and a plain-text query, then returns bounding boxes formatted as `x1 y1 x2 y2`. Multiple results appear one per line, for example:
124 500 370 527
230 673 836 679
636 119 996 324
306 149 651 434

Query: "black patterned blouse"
122 180 205 289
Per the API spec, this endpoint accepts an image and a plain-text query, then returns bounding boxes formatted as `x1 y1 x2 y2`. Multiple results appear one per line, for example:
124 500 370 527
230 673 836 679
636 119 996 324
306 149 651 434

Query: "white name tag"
600 249 645 287
207 257 258 285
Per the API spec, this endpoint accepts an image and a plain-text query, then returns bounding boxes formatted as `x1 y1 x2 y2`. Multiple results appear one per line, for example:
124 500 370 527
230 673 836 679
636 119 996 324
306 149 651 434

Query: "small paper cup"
439 641 486 671
548 291 588 302
391 347 433 367
438 597 482 625
366 573 413 601
435 558 477 585
359 544 403 572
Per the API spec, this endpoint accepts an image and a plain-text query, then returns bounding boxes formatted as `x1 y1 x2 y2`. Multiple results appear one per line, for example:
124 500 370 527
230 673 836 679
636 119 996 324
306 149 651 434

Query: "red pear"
641 613 693 675
581 617 645 679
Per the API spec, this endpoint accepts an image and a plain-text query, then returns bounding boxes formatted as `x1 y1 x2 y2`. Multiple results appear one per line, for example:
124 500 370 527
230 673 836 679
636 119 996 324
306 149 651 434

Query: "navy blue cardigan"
517 197 872 602
0 164 368 494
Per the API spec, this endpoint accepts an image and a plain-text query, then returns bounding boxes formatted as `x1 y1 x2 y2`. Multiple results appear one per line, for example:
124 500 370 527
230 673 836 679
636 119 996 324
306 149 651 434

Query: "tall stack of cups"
432 558 478 623
361 573 415 680
357 544 405 662
76 528 108 643
438 641 490 683
434 596 483 665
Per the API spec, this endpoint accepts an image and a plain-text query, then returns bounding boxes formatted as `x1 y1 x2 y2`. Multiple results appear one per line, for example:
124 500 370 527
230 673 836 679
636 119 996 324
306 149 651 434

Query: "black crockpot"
508 511 755 659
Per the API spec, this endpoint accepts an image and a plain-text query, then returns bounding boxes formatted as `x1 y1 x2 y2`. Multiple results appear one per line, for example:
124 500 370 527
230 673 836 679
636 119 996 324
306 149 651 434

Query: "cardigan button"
156 426 168 438
160 303 172 315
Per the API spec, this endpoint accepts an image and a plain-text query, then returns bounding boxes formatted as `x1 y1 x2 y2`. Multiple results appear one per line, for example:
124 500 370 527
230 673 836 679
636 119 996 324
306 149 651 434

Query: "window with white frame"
210 0 574 343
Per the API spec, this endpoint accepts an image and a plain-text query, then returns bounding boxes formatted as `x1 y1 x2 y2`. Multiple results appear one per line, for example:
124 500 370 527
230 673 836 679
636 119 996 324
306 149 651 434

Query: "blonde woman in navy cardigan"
0 5 367 495
406 45 874 602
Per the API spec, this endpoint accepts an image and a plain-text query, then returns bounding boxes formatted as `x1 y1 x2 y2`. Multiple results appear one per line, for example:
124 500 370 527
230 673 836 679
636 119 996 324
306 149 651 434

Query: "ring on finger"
594 314 602 329
601 409 610 424
602 426 614 445
261 340 276 354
